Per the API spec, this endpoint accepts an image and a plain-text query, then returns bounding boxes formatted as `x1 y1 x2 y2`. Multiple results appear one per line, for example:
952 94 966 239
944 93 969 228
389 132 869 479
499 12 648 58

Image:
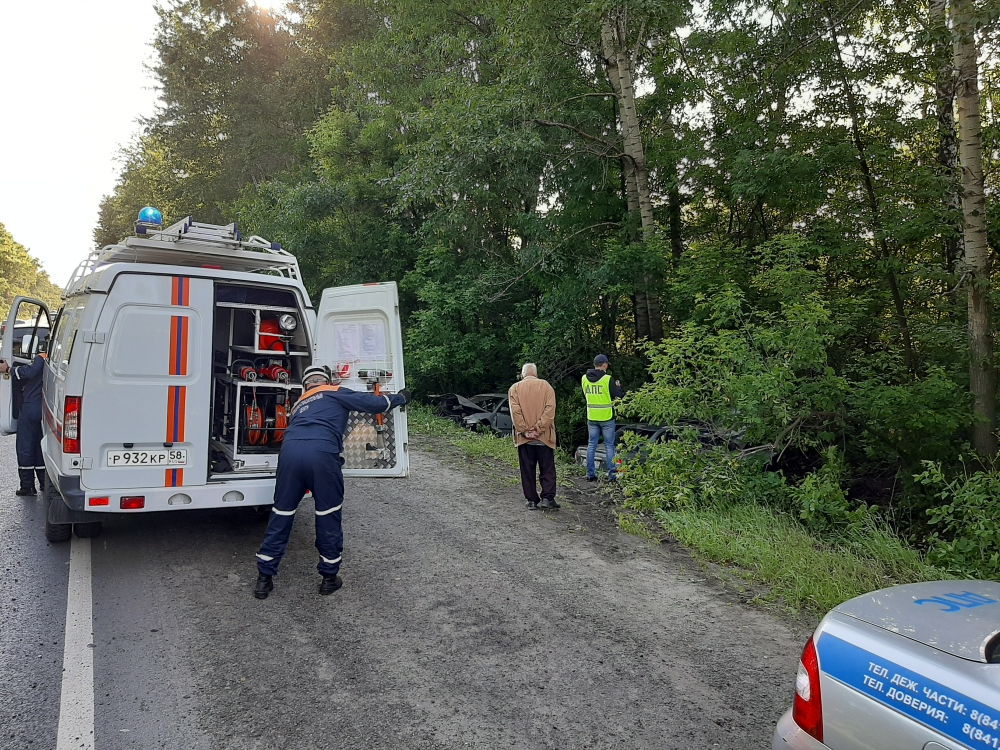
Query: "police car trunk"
3 218 407 526
776 580 1000 750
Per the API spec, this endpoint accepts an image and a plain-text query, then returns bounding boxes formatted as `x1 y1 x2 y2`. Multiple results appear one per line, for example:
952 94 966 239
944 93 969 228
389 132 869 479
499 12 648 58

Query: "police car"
774 580 1000 750
1 211 408 542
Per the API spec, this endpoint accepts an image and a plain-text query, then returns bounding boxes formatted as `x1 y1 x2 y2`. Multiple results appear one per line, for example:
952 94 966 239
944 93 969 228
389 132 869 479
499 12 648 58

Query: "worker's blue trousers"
256 443 345 577
16 402 44 473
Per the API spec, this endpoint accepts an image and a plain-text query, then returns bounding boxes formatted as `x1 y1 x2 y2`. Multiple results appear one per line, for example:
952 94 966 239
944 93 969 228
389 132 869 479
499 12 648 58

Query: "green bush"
914 461 1000 580
792 448 871 534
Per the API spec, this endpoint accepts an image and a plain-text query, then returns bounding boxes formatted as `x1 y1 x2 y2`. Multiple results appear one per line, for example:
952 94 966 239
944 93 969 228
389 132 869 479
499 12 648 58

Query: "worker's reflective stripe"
271 508 296 516
34 466 45 469
255 553 275 561
382 395 392 411
18 466 33 470
320 555 341 565
315 504 343 516
582 374 613 421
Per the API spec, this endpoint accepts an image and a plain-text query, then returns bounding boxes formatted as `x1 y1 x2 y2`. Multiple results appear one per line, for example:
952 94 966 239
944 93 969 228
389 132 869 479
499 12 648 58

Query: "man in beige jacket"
508 363 559 510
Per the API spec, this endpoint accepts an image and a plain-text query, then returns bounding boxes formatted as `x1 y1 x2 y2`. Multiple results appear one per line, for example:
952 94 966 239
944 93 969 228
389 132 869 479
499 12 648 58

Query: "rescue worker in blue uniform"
254 364 411 599
0 354 46 496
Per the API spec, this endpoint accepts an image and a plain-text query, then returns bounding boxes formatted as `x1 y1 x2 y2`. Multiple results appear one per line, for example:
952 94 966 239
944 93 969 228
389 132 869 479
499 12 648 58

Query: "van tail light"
120 496 145 510
792 636 823 742
64 396 81 454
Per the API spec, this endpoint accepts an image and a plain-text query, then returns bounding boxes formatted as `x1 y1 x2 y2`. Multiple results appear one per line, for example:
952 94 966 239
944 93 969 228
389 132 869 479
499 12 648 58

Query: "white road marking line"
56 536 95 750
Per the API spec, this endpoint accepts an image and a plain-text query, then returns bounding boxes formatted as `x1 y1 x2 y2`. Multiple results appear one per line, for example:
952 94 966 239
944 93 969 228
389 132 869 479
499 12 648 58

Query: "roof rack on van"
65 218 302 296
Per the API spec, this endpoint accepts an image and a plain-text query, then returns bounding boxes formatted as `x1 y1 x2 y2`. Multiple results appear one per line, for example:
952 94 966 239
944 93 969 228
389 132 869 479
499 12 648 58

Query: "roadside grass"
407 404 943 615
656 503 944 613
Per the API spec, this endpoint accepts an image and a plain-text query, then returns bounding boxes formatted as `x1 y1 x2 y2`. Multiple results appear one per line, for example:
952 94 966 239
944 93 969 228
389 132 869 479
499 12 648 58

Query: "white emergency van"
1 217 408 542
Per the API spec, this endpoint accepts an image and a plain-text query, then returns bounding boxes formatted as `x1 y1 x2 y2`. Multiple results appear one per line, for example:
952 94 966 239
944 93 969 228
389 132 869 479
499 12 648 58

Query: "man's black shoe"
15 487 36 496
525 500 539 510
253 575 274 600
539 497 560 510
585 476 598 482
319 575 343 595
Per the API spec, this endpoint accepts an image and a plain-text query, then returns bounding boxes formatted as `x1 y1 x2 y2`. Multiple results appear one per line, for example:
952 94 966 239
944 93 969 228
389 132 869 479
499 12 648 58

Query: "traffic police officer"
581 354 624 481
0 353 46 496
254 364 410 599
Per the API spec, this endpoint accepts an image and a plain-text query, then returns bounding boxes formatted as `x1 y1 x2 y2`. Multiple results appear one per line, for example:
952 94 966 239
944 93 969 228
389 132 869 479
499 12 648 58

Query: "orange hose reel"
273 404 288 443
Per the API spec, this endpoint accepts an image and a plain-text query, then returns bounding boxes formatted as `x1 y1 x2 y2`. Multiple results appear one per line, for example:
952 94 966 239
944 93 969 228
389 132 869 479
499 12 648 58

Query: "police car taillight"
792 636 823 742
64 396 81 454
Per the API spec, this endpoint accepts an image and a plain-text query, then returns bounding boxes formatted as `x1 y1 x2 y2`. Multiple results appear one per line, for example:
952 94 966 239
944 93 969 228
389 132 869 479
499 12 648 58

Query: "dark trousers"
256 443 346 578
16 402 44 489
518 443 556 503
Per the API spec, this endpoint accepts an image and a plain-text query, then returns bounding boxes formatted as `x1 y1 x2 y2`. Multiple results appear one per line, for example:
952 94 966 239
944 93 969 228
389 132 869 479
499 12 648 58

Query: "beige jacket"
508 375 557 449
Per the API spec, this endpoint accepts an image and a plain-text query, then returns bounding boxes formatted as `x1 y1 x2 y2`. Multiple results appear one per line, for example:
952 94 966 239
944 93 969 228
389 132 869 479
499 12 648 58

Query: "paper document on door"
361 322 386 359
335 323 360 361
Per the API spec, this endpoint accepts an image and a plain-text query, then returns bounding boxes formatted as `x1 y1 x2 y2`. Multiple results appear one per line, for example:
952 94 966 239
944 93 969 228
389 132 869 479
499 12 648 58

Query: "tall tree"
601 5 663 341
952 0 995 456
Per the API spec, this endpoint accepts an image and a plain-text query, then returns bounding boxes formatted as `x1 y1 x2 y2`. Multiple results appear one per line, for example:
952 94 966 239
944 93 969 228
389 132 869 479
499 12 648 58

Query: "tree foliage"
99 0 1000 562
0 222 63 312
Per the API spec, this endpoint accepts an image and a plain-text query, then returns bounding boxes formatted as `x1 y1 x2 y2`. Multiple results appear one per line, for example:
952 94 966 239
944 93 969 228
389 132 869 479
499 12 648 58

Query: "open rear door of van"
314 282 408 478
1 297 50 435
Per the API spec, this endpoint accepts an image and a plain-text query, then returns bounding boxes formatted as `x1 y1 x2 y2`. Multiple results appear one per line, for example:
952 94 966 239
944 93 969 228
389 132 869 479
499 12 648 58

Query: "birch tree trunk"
601 8 663 342
953 0 996 456
930 0 963 275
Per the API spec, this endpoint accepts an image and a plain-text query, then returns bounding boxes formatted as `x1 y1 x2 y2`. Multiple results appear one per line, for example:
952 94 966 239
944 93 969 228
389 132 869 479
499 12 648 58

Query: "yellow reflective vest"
581 373 613 421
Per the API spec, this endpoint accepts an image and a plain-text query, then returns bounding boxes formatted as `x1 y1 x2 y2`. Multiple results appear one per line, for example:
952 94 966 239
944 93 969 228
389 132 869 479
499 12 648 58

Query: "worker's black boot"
36 469 46 494
253 574 274 600
15 469 36 496
319 575 343 595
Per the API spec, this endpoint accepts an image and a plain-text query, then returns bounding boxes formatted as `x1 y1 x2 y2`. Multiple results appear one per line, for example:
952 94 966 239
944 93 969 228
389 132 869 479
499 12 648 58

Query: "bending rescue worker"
0 354 46 496
254 364 410 599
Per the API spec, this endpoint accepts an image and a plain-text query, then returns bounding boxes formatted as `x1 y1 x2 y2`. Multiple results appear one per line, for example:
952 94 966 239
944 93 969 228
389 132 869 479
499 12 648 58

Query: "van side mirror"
21 334 36 356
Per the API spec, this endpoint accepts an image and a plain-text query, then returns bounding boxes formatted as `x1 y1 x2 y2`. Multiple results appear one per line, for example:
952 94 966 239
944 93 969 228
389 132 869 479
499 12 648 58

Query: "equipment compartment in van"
209 284 309 476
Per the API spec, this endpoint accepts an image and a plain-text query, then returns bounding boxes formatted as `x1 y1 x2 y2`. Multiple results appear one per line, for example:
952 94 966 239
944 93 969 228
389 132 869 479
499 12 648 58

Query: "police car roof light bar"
64 218 301 296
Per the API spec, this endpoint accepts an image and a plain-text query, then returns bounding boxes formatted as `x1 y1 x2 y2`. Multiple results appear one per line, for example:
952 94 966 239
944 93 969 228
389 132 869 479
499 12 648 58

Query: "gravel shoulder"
80 440 807 749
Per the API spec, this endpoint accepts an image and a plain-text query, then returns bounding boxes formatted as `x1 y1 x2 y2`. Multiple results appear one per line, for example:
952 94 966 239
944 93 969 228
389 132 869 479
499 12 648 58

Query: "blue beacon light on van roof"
138 206 163 226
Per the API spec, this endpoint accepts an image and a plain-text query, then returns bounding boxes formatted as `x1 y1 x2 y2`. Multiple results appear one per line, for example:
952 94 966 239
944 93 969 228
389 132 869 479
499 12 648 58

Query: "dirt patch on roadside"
418 434 818 638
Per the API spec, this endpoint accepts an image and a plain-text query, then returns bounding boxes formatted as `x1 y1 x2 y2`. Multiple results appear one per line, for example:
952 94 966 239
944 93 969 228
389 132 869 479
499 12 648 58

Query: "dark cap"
594 354 609 367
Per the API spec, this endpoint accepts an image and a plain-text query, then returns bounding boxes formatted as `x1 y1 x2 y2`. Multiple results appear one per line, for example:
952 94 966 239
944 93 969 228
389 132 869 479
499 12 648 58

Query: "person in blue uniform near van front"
0 354 46 496
254 364 410 599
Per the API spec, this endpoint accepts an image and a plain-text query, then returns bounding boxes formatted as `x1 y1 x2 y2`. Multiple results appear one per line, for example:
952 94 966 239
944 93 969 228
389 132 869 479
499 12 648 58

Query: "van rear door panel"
80 275 213 490
314 282 408 478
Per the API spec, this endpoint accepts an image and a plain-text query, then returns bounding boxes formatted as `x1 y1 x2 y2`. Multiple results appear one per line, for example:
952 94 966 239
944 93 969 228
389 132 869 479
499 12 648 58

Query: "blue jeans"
586 418 617 479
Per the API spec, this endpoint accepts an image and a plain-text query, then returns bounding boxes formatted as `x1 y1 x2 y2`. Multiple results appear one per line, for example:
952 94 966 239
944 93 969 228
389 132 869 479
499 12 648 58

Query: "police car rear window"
216 285 297 308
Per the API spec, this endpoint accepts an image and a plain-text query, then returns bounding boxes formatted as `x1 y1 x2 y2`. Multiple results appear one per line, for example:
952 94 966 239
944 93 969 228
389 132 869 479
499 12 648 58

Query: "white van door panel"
314 282 408 477
80 275 213 490
1 297 50 435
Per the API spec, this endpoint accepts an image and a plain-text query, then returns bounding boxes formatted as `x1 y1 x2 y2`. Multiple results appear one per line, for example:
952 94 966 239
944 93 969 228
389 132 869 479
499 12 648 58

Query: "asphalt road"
0 432 806 749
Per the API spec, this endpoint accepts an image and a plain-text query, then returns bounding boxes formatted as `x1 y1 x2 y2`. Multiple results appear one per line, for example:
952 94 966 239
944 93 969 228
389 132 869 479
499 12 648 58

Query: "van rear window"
50 299 86 371
216 285 297 308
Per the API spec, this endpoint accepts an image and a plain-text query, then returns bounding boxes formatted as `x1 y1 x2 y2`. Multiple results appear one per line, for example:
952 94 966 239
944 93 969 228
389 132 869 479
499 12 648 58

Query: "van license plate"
107 449 187 467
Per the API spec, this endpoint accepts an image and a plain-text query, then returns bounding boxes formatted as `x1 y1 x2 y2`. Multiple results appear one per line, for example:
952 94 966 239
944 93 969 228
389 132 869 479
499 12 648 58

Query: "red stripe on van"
178 316 189 376
166 277 190 488
171 276 189 307
43 400 63 441
166 386 187 444
168 315 189 376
